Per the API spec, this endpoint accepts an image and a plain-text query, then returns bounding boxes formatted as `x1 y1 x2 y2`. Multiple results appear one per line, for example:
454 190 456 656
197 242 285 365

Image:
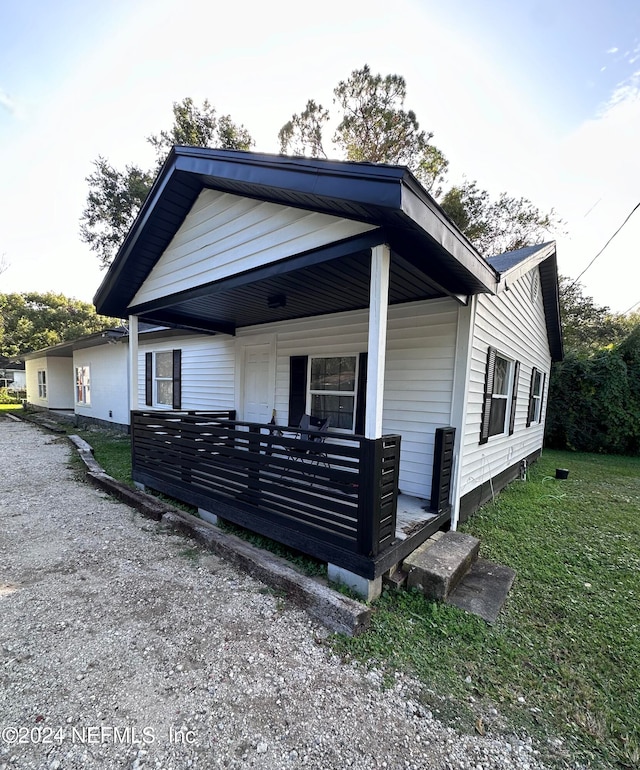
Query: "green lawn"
335 450 640 769
55 425 640 767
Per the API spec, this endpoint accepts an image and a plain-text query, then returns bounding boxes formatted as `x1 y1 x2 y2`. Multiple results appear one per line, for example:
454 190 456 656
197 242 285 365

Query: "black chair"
297 414 331 468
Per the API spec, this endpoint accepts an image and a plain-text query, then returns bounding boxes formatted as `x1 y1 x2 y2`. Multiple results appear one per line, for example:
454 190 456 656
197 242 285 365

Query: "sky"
1 0 639 314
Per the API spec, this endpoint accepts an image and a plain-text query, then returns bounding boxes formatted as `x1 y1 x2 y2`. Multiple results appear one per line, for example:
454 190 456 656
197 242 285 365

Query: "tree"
558 276 628 354
0 292 121 358
80 159 154 270
279 65 448 192
278 100 329 159
147 97 253 165
80 98 254 269
439 180 559 256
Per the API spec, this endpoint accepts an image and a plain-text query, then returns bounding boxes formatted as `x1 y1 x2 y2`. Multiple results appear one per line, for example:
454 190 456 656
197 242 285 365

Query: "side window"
75 365 91 405
480 348 518 444
308 356 357 431
527 368 546 426
37 370 47 399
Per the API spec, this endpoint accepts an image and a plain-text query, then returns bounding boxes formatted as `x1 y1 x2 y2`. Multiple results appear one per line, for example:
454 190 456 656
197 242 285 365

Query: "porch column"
365 243 391 439
128 315 139 411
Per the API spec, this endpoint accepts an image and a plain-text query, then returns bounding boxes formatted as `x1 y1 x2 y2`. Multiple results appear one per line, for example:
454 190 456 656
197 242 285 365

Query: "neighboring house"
0 357 26 390
87 147 562 598
23 325 195 430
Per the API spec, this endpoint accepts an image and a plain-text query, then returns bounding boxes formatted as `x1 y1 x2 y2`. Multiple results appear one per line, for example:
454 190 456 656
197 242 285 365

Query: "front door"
243 344 271 423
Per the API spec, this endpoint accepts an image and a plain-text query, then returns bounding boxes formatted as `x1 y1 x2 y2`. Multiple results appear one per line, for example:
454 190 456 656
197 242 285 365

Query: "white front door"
243 344 272 423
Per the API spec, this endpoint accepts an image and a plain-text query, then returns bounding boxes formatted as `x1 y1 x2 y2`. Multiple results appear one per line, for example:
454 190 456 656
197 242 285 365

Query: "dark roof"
20 324 181 361
0 356 25 371
487 243 554 274
488 242 563 362
94 147 498 318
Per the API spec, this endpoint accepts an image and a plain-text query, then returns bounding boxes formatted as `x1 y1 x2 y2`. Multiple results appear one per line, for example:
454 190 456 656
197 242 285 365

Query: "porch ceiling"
132 244 451 334
95 148 500 323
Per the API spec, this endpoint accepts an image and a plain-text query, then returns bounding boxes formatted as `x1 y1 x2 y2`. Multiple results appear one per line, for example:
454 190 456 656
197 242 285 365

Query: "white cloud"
0 88 23 118
607 46 619 54
546 72 640 312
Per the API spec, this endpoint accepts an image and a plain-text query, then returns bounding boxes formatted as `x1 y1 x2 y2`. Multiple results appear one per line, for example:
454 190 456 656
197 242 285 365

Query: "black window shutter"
145 352 153 406
538 371 547 424
526 367 538 427
479 347 496 445
355 352 368 435
509 360 520 435
172 349 182 409
288 356 308 427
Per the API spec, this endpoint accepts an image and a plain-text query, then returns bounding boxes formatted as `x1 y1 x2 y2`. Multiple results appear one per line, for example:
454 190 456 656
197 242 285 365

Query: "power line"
622 299 640 315
568 200 640 290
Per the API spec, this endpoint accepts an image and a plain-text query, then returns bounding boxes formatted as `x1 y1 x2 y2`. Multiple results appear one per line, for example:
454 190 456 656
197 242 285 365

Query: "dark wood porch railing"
131 411 400 562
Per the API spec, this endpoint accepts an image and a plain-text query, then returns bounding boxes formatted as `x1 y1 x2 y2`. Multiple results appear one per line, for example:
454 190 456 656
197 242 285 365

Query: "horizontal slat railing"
131 411 400 557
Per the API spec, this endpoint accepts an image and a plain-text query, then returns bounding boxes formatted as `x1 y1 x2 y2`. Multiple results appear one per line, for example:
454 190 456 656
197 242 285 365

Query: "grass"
0 403 23 412
334 450 640 769
75 428 134 485
30 416 640 766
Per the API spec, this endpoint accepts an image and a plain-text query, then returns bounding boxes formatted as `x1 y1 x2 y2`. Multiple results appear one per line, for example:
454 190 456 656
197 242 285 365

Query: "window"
145 350 181 409
154 351 174 406
37 370 47 399
480 347 519 444
308 356 357 430
75 365 91 405
527 368 545 426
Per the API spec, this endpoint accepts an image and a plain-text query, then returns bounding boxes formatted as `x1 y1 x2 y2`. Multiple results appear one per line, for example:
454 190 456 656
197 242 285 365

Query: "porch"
131 410 453 580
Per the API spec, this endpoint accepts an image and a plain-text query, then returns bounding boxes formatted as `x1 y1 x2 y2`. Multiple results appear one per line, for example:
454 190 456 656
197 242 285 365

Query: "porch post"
128 314 139 411
365 243 391 439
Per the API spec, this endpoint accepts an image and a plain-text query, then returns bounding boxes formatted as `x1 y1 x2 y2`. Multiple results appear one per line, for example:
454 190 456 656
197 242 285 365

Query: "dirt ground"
0 416 546 770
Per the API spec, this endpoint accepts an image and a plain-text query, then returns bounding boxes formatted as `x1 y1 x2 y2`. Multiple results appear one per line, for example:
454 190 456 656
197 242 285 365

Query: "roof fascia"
93 150 181 311
399 175 499 294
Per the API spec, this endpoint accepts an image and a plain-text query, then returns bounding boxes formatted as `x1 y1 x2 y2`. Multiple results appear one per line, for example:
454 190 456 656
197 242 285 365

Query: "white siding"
25 357 48 407
459 266 552 496
131 190 375 307
47 358 74 409
137 334 236 412
73 343 129 425
237 297 459 499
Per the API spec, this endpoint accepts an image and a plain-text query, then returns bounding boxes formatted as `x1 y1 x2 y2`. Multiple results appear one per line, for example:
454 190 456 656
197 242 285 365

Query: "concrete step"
446 559 516 623
403 531 480 600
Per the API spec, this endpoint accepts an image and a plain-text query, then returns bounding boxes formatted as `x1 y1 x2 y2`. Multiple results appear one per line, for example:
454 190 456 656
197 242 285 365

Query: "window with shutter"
480 347 517 443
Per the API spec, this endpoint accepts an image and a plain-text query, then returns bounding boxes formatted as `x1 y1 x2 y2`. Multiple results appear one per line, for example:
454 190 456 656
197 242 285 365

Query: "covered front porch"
131 409 454 583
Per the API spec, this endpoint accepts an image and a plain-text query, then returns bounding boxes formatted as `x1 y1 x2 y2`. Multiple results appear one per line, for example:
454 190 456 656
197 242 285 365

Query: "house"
0 357 26 391
23 325 197 430
92 147 562 599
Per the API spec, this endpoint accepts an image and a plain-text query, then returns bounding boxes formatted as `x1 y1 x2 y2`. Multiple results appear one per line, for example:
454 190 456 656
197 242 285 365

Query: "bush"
0 388 23 404
546 334 640 454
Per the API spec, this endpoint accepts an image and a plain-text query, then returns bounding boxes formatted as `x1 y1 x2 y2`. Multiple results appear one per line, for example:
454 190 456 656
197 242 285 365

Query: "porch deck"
131 410 451 579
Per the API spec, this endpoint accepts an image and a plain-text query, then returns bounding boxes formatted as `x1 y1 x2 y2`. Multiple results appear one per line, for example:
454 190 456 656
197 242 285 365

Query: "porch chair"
296 413 331 468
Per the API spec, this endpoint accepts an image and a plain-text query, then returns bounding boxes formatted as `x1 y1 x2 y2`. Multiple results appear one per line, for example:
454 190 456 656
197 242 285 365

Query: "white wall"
48 358 74 409
25 357 48 407
237 297 460 499
131 189 375 308
25 356 74 409
137 333 236 412
73 342 129 425
458 266 552 497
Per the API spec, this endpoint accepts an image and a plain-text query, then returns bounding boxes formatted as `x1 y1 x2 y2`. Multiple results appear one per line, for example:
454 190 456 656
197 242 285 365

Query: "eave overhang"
94 148 499 323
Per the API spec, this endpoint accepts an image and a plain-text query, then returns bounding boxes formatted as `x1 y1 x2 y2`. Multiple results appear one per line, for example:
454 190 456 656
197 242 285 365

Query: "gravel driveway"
0 417 547 770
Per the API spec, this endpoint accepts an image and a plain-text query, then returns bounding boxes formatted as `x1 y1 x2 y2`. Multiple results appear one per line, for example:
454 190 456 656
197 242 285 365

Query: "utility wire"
568 200 640 290
622 298 640 315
